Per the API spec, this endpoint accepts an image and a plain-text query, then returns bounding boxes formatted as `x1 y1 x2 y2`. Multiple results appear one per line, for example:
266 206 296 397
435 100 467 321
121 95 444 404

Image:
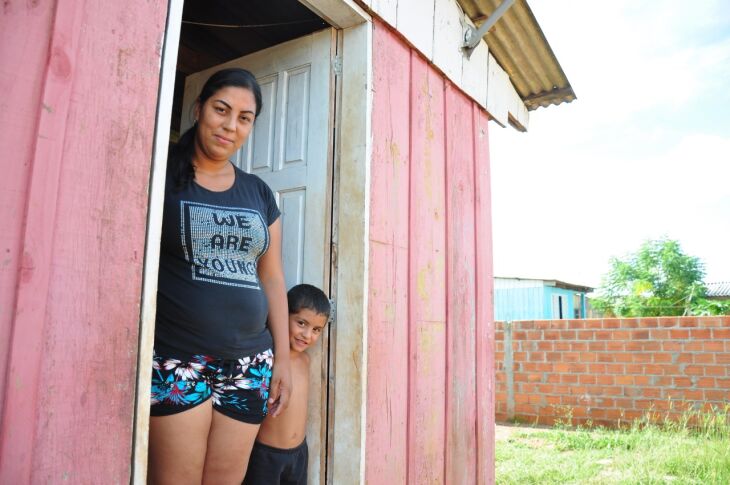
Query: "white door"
182 28 334 483
552 294 564 319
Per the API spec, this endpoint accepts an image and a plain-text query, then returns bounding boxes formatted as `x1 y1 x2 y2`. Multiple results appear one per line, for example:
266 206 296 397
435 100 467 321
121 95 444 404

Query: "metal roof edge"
457 0 576 110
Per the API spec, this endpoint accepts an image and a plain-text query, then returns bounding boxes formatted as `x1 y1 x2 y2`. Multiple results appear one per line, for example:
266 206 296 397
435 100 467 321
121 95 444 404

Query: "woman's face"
194 85 257 163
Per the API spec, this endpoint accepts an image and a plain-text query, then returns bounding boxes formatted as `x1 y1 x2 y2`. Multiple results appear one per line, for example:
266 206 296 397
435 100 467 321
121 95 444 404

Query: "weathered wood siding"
367 20 495 484
0 0 167 482
359 0 529 129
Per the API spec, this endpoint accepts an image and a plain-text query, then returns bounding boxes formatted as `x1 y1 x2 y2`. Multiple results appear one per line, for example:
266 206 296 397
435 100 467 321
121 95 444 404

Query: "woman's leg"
202 410 260 484
148 400 213 485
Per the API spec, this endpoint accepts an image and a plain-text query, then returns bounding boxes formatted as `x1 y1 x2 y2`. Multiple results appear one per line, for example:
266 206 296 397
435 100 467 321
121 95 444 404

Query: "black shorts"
243 440 308 485
149 348 273 424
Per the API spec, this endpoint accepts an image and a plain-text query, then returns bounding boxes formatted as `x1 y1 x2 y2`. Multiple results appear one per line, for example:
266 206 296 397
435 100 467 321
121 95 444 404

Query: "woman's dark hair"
169 68 263 190
288 284 331 319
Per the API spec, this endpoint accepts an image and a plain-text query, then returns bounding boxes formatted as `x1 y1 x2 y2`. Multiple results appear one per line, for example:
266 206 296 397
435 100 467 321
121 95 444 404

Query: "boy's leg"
202 410 260 484
148 401 213 485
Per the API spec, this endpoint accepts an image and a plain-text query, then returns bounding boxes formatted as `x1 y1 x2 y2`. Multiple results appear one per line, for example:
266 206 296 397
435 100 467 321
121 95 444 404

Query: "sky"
489 0 730 289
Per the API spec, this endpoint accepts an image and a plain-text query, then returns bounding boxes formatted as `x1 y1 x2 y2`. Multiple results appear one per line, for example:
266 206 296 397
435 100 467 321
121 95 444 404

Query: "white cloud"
491 125 730 285
490 2 730 287
528 0 730 121
491 1 730 289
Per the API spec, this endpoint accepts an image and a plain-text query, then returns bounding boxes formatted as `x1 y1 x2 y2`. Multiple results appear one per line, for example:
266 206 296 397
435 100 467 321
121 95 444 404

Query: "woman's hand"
268 357 292 417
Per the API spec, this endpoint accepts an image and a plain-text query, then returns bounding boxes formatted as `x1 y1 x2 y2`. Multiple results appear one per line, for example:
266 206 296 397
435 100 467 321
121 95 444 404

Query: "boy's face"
288 308 328 353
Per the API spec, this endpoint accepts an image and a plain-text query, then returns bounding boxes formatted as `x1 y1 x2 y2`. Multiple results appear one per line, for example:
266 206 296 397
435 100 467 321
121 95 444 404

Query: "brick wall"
495 317 730 427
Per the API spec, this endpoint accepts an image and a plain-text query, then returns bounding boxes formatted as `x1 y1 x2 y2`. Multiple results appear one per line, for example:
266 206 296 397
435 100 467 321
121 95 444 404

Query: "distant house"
706 282 730 300
494 277 593 321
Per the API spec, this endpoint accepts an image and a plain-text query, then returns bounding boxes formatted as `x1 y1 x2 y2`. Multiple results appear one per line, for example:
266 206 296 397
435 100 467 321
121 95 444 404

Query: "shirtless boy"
243 284 331 485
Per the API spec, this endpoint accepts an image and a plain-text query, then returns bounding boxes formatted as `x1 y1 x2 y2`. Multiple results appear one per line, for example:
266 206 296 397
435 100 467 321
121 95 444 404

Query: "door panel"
280 189 306 288
182 28 334 483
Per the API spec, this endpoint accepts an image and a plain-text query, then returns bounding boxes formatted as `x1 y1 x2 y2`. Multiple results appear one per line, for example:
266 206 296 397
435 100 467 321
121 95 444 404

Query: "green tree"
590 238 706 317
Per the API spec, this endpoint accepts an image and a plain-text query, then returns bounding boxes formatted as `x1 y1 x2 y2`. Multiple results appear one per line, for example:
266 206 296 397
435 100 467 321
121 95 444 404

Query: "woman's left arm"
258 218 291 417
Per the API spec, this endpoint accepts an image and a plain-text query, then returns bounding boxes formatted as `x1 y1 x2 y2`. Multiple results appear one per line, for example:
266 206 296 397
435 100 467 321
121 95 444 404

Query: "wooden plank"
408 52 447 484
432 0 463 86
1 0 167 481
330 20 372 485
0 0 55 422
506 80 529 131
370 0 398 27
35 1 167 480
473 105 495 485
396 0 435 60
444 82 478 484
298 0 370 29
0 1 86 480
133 1 183 482
366 21 410 484
486 53 509 127
461 34 489 109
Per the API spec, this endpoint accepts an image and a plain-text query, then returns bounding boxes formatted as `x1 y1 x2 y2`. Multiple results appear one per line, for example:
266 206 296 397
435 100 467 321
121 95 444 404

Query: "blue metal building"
494 277 593 321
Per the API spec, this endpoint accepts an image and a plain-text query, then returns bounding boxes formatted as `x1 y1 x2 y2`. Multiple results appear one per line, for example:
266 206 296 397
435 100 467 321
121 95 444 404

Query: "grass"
496 405 730 484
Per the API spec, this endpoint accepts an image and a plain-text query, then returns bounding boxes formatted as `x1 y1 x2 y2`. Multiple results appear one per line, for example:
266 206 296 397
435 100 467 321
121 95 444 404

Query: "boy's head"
287 284 331 353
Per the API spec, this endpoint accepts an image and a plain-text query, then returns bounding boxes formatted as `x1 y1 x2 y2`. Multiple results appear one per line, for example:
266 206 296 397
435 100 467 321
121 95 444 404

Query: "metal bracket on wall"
462 0 516 56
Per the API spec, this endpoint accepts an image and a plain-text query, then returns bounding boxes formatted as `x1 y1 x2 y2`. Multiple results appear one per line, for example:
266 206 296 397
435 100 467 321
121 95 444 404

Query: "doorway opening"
136 1 339 483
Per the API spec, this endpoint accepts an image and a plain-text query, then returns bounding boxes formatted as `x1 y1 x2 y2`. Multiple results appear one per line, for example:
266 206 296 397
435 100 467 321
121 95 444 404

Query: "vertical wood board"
486 53 509 127
0 0 56 422
408 52 447 485
369 0 398 26
1 1 87 480
432 0 464 86
366 22 411 484
34 1 167 480
461 40 489 110
473 105 495 485
396 0 436 60
330 21 372 485
444 82 478 484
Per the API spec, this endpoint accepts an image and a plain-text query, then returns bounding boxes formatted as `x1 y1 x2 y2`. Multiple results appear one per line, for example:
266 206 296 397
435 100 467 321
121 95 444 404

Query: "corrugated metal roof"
496 276 593 293
457 0 576 110
706 281 730 298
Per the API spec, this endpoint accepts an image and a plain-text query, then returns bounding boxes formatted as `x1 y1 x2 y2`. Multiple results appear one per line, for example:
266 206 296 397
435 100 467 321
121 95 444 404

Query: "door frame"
131 1 182 484
132 1 372 484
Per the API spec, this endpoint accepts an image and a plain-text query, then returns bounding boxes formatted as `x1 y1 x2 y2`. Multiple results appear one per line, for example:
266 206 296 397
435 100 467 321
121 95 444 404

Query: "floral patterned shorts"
150 348 273 424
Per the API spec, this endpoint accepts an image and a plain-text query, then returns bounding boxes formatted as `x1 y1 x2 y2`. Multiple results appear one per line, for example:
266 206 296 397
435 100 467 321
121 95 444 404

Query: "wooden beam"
298 0 370 29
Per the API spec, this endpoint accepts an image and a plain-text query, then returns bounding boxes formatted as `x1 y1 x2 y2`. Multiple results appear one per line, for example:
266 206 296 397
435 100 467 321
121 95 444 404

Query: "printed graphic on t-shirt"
180 201 269 288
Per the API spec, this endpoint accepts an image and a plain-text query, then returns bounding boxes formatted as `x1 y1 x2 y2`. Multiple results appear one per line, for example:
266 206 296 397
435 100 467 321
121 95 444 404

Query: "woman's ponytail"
169 124 196 191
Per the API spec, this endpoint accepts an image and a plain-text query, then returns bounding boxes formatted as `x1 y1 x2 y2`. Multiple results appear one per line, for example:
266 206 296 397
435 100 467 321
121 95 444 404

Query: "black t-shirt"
155 165 280 359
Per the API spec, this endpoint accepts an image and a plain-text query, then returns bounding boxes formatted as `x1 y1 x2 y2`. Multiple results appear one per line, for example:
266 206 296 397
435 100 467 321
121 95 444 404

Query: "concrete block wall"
495 317 730 427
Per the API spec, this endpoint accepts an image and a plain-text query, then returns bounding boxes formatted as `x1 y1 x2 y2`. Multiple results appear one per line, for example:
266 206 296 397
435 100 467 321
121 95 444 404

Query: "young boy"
243 284 331 485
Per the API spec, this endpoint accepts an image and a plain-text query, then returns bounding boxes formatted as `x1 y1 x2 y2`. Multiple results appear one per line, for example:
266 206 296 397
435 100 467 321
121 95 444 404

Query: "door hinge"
332 55 342 76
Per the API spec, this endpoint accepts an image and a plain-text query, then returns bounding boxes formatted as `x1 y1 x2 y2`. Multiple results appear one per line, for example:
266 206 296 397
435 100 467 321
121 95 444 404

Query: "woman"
149 68 291 484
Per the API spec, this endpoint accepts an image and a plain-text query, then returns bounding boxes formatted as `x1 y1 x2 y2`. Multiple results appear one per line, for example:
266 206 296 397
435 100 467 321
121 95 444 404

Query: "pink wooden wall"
367 20 496 484
0 0 167 482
